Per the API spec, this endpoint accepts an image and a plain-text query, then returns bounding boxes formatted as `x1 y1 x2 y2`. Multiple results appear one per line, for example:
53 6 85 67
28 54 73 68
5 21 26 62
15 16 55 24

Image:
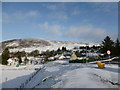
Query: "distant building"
7 58 16 65
54 54 61 59
48 57 55 60
59 54 66 60
70 53 78 60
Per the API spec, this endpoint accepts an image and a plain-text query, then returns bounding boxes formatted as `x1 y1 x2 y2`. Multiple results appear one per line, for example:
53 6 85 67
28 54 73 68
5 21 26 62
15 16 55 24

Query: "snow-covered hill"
0 38 99 53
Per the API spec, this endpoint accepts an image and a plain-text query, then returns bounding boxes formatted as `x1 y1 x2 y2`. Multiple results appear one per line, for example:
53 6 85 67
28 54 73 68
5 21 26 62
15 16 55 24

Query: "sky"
2 2 118 43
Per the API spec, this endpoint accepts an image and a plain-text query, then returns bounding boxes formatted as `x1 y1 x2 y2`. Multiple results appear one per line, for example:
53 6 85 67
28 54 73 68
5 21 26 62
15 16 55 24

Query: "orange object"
97 62 105 68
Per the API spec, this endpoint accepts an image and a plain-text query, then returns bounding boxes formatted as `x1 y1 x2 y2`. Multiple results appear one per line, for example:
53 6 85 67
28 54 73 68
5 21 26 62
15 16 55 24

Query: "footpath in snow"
1 59 119 88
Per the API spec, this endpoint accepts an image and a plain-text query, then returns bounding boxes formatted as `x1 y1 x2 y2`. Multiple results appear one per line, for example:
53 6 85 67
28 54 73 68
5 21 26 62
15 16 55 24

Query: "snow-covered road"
1 60 119 88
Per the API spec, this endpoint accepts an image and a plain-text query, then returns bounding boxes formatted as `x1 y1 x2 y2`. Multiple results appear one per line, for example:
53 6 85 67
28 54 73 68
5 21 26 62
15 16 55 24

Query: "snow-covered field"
1 64 43 89
1 60 119 88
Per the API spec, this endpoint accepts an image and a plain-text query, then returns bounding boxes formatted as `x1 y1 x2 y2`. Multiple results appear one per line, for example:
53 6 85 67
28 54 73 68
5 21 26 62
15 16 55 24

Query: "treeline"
0 46 70 65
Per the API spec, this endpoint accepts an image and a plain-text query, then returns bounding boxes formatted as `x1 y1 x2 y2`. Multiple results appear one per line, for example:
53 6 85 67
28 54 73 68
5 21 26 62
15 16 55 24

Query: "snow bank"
1 64 43 88
51 60 69 65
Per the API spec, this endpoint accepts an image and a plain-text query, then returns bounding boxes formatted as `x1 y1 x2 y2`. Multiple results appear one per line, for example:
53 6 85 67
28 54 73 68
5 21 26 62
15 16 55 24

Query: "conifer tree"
1 48 10 65
101 36 114 55
114 38 120 56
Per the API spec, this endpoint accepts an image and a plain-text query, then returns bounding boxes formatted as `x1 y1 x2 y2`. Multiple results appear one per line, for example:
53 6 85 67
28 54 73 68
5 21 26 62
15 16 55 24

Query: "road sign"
107 50 111 55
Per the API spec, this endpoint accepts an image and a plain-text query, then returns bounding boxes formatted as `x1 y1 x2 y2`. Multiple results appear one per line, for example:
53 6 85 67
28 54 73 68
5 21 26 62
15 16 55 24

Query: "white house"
7 58 15 66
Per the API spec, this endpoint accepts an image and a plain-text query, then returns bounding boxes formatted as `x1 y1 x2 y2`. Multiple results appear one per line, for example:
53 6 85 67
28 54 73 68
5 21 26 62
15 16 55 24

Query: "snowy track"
1 60 119 88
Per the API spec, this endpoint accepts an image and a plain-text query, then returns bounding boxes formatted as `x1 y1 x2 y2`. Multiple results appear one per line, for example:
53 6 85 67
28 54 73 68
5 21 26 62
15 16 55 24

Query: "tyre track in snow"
92 73 120 86
24 62 84 88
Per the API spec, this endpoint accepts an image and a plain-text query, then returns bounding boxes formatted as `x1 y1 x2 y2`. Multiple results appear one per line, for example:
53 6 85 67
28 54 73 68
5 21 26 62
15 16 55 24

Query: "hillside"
0 38 99 53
